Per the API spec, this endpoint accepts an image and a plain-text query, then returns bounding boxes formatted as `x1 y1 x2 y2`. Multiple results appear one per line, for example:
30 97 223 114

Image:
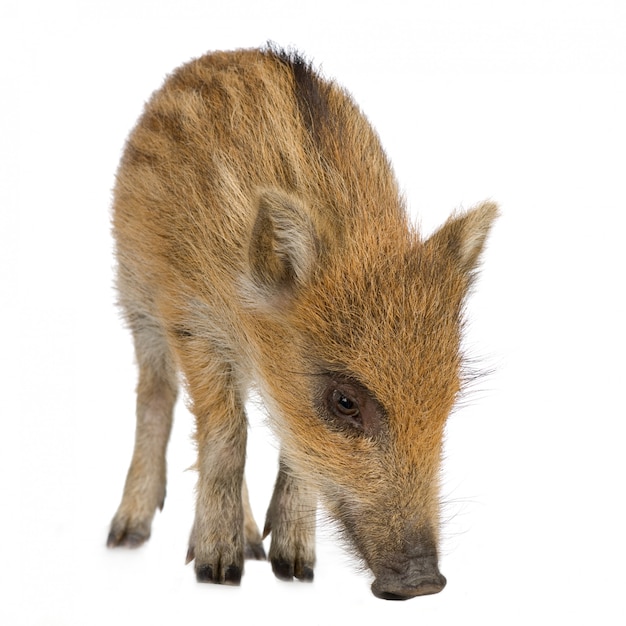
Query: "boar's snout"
371 554 447 600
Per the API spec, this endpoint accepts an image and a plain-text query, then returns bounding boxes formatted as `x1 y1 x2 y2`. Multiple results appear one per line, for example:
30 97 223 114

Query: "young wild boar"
107 45 498 600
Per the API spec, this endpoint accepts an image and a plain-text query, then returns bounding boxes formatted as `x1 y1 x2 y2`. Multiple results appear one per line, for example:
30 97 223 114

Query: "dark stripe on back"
266 44 333 147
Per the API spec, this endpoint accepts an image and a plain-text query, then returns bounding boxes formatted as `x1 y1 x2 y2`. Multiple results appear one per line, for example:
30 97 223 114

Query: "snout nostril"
376 591 411 601
414 574 446 596
371 573 447 600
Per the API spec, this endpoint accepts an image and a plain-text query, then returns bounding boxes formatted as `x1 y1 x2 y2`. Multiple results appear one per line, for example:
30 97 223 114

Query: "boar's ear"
426 201 499 275
247 189 321 302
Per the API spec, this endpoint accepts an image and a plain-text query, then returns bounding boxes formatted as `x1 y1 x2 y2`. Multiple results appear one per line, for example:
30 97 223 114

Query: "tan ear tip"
474 200 500 222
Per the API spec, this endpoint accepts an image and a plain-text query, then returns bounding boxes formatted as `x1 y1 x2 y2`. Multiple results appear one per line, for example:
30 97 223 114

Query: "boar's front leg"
264 456 316 581
184 358 249 585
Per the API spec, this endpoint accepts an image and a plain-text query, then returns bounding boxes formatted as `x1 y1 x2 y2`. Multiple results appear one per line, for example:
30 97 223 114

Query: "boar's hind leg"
243 479 266 560
107 318 178 548
184 358 248 585
263 457 316 582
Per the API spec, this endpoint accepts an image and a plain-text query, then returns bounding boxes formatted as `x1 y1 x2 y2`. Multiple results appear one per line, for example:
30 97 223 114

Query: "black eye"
332 390 360 418
318 375 383 436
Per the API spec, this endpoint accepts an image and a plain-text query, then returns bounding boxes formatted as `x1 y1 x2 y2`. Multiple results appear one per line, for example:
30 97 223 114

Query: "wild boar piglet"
107 46 498 600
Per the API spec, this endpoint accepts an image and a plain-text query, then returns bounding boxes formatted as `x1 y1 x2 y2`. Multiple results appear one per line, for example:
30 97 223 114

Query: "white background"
2 1 625 624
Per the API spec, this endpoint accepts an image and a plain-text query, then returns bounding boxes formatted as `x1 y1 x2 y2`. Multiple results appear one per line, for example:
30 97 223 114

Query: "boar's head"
246 189 497 599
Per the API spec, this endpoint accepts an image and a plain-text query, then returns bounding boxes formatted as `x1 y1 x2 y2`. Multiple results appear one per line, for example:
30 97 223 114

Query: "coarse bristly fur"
107 44 499 600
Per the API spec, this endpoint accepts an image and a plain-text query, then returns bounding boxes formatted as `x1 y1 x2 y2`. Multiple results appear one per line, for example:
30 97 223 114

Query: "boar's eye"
332 390 360 419
320 376 383 436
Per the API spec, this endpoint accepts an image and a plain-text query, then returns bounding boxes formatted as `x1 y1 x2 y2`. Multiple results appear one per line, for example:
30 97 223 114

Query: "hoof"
196 563 242 585
107 519 151 548
271 557 314 582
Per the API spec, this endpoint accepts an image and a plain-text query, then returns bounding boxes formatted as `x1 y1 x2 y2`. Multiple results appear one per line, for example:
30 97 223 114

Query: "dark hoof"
271 558 314 582
196 564 214 582
296 565 314 582
196 563 242 585
271 558 293 581
224 565 243 585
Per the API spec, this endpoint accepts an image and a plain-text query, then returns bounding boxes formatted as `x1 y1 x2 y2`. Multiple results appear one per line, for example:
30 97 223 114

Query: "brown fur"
107 46 498 599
